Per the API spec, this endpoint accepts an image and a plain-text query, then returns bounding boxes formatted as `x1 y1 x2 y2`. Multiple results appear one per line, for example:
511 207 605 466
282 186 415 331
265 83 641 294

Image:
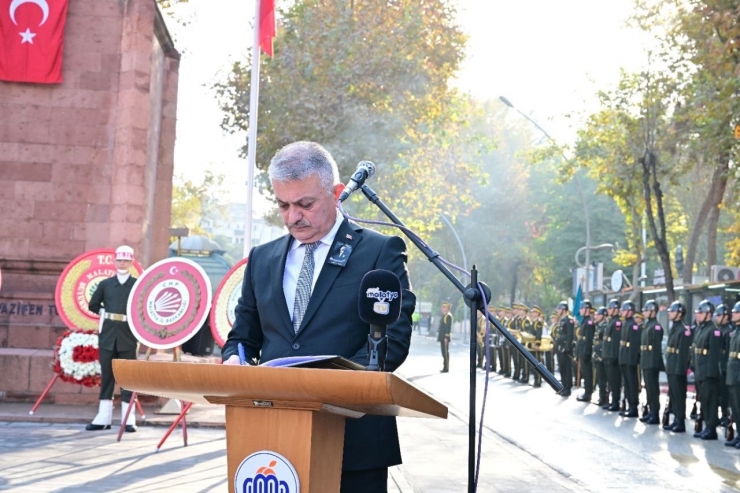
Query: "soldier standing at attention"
592 306 609 407
546 312 559 374
437 302 453 373
510 304 524 381
602 299 623 411
692 299 723 440
518 304 535 384
555 301 575 397
529 306 545 388
86 245 139 433
639 300 665 425
576 300 596 402
619 300 641 418
664 301 692 433
725 302 740 448
715 304 733 428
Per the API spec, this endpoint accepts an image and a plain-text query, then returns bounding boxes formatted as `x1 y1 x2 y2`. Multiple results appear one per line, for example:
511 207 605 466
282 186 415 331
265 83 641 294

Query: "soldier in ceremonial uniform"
576 300 596 402
437 302 453 373
86 245 139 433
664 301 692 433
476 307 487 369
555 301 575 397
726 302 740 448
517 304 535 384
494 307 508 374
510 304 524 381
639 300 665 425
618 300 641 418
602 299 623 411
715 304 733 428
546 312 559 374
592 306 609 406
692 299 723 440
529 306 545 388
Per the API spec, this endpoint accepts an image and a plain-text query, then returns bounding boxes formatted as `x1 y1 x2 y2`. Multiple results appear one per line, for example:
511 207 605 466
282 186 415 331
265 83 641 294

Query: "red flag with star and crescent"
0 0 69 84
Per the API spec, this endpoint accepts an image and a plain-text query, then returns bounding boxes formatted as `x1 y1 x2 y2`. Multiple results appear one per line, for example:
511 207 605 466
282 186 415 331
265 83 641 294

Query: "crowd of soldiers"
476 298 740 447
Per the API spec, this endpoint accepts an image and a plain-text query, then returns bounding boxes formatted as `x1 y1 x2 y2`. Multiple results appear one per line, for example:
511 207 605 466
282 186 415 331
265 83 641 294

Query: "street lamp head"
499 96 514 108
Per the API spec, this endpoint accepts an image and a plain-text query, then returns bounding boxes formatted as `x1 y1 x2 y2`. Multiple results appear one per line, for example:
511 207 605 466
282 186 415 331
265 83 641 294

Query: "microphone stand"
358 184 564 492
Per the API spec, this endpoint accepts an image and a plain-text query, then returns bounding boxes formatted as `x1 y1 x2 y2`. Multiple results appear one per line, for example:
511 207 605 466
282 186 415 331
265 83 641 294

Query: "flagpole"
243 0 262 258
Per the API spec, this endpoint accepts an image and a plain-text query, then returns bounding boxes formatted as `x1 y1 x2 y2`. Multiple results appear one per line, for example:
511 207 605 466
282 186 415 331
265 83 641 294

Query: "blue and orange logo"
235 451 300 493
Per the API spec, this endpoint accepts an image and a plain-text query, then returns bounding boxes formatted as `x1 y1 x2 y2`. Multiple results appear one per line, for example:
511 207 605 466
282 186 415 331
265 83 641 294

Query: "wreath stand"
118 345 194 449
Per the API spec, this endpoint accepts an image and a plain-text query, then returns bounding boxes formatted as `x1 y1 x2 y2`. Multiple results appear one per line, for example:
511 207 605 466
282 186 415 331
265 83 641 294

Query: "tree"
214 0 480 231
170 171 225 235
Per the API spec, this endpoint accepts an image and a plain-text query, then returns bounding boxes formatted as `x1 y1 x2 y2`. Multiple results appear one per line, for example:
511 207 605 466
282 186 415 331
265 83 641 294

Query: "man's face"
442 305 450 315
714 313 728 325
695 311 709 323
273 174 342 243
115 259 132 271
732 311 740 323
642 308 654 319
595 313 604 323
579 307 587 317
621 309 632 319
668 309 679 321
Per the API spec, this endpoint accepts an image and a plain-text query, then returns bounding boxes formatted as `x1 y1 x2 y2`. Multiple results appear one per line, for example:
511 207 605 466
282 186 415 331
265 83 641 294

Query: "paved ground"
0 332 738 492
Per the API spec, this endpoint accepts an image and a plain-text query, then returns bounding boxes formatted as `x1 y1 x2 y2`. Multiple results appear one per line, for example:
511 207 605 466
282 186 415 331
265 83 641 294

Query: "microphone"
338 161 376 202
358 269 402 371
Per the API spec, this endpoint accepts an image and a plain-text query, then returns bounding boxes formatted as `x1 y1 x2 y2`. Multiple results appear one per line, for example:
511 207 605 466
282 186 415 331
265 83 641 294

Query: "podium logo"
235 451 300 493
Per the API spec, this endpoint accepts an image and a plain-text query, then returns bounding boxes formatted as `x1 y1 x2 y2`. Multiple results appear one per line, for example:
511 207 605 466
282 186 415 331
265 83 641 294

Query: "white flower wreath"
56 330 101 384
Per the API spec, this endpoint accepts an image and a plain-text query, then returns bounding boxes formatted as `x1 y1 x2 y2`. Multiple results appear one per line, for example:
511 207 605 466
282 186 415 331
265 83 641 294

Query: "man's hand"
223 355 242 366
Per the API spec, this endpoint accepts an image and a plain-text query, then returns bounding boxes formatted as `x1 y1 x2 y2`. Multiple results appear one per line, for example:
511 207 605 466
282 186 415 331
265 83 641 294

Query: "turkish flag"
258 0 275 57
0 0 70 84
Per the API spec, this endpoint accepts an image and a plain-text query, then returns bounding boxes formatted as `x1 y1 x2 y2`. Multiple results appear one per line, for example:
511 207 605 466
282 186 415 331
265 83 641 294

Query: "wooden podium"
113 360 447 493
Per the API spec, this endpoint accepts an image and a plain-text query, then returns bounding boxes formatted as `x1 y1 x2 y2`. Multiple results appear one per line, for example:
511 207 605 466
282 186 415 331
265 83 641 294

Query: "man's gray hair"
268 141 340 193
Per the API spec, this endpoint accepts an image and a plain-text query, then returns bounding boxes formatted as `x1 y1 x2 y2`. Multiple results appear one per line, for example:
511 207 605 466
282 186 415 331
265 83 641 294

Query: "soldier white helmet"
115 245 134 260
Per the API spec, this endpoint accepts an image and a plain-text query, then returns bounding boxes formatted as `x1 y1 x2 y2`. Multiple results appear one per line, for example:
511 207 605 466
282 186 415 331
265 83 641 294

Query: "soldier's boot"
701 427 718 440
86 400 112 431
725 436 740 447
671 420 686 433
624 406 639 418
645 413 661 425
122 401 137 433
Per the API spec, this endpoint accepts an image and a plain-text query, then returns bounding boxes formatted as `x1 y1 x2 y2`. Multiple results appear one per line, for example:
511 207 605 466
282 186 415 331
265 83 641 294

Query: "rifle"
662 397 671 427
690 400 698 420
620 398 626 413
726 416 735 442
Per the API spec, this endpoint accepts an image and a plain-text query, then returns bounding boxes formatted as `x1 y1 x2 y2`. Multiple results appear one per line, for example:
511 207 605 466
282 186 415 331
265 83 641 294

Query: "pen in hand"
237 343 247 366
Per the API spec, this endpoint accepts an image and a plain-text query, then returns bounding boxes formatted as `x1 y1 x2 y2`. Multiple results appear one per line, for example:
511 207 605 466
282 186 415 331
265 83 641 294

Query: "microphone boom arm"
359 184 563 392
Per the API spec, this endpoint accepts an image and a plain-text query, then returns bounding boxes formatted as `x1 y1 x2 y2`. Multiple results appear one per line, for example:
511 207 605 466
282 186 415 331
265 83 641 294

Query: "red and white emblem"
210 257 248 347
127 258 212 349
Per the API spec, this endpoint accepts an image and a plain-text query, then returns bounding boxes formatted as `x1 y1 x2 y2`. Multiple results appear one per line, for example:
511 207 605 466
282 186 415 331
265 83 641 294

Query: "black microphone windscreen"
358 269 402 325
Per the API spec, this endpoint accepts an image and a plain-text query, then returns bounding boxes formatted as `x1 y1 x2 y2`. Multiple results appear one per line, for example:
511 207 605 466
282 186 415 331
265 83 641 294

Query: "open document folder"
260 355 366 371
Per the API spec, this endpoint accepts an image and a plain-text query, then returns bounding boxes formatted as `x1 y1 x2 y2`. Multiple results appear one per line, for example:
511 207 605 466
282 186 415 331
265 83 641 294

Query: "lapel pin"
346 234 353 240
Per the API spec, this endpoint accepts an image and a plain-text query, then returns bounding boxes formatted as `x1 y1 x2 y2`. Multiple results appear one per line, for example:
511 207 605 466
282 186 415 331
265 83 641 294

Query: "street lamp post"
499 96 593 298
440 213 469 333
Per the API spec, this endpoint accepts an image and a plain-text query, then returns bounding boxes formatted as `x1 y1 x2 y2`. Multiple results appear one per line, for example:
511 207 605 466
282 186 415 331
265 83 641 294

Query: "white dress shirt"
283 212 344 322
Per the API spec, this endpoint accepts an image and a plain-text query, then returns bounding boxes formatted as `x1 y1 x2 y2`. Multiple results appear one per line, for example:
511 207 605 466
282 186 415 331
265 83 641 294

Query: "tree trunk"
683 159 729 284
641 151 675 301
706 154 729 275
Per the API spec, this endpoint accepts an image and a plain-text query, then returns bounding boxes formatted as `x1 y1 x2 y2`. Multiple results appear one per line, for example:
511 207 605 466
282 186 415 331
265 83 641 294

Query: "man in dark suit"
222 141 415 493
86 245 139 432
437 302 452 372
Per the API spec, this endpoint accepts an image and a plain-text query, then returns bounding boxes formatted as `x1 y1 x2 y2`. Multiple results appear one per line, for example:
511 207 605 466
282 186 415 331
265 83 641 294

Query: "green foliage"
214 0 480 231
171 172 225 235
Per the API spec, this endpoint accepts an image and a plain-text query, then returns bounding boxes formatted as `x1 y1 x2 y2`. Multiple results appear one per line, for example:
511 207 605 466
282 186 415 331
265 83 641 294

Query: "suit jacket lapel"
270 234 293 332
298 219 363 333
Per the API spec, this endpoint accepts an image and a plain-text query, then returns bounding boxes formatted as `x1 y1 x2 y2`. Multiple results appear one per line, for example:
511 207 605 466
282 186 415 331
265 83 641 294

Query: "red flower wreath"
52 329 101 387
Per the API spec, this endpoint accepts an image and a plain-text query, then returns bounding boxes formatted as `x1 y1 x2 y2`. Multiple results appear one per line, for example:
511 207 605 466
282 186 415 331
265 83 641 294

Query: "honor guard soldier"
664 301 692 433
602 299 623 411
592 306 609 406
485 305 498 372
437 302 453 373
510 304 525 381
715 304 733 428
555 301 575 397
476 307 487 369
576 300 596 402
500 307 514 377
639 300 665 425
726 302 740 448
692 299 723 440
494 307 508 374
529 306 545 388
517 304 535 384
546 312 559 374
618 300 641 418
86 245 139 433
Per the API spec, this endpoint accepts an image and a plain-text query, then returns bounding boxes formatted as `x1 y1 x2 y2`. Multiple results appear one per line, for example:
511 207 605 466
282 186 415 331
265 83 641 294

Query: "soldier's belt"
104 312 128 322
606 337 611 342
730 351 738 358
666 347 677 354
640 345 653 351
694 348 707 355
620 341 625 346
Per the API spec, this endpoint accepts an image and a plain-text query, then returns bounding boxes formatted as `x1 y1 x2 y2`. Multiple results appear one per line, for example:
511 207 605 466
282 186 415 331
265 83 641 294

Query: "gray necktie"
293 242 318 333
